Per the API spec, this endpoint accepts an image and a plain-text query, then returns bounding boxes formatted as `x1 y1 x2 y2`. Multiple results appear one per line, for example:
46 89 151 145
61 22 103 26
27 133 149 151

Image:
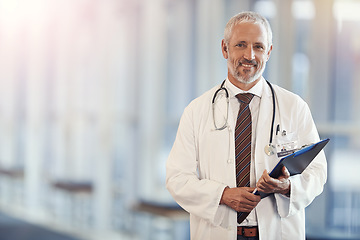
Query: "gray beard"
229 61 266 84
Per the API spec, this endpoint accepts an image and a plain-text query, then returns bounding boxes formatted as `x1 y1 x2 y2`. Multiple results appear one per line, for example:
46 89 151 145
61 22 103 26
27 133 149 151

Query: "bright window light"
333 0 360 21
292 0 315 20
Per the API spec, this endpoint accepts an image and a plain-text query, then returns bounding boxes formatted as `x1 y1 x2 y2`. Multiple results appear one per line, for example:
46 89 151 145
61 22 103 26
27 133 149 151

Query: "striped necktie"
235 93 254 224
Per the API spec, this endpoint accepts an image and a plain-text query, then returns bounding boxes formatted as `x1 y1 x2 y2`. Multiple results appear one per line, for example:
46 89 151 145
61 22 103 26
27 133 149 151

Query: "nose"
243 46 255 60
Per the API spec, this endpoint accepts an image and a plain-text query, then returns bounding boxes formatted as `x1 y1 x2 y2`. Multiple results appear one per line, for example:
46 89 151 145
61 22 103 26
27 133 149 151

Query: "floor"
0 212 83 240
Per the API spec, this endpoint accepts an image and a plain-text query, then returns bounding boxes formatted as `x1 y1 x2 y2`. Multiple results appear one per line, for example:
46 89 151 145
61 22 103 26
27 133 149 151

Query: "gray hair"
224 11 273 50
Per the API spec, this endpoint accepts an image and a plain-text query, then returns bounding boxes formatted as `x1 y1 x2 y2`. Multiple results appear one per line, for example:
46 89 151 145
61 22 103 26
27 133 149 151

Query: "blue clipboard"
256 138 330 198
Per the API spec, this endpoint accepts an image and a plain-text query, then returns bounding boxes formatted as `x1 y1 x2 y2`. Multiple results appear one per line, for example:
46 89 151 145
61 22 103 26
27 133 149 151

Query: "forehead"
229 22 268 45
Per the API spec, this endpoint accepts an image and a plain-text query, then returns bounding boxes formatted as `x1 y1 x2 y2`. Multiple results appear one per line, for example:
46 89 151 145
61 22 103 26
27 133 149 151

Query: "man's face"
222 22 272 88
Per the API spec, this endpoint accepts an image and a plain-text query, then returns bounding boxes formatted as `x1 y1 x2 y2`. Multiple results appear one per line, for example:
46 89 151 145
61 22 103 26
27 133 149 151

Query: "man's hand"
256 166 291 196
220 187 261 212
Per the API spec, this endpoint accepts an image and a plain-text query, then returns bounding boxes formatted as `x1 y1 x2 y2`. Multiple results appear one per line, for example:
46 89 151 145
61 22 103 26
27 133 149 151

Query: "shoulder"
185 84 220 112
178 84 221 128
271 84 306 105
270 84 312 118
272 84 299 98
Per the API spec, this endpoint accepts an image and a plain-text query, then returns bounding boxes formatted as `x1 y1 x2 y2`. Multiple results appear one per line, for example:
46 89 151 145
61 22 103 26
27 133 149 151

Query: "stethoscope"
212 80 277 156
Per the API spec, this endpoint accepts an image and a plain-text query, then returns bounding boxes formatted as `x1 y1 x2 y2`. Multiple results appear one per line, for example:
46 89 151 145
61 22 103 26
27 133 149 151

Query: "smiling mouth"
239 60 257 69
241 63 255 68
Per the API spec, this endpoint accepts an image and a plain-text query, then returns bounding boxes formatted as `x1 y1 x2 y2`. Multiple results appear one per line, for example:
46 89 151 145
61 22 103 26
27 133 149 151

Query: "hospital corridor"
0 0 359 239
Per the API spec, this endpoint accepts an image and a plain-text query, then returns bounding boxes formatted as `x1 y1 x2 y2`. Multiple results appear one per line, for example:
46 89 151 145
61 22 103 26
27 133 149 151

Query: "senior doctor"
166 11 327 240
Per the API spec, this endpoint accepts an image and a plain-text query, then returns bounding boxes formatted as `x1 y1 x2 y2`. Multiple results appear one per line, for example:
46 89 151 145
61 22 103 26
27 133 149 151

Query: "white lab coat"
166 80 327 240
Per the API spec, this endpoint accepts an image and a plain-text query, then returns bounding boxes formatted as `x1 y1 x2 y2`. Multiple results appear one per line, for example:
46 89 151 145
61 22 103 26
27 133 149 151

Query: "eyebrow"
254 42 266 46
235 41 266 46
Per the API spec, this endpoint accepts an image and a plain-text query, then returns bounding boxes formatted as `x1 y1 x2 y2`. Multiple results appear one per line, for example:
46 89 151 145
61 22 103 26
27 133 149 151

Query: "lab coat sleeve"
166 103 228 225
275 99 327 218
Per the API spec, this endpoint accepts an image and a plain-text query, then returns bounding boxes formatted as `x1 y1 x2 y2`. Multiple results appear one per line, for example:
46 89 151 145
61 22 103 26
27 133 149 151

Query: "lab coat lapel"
254 82 274 180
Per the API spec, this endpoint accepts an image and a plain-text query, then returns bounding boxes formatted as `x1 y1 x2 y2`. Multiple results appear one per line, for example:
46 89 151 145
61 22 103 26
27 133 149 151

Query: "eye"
255 45 265 50
236 43 246 48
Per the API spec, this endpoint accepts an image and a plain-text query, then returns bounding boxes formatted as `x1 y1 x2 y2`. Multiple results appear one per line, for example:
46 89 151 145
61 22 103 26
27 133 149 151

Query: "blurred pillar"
92 1 131 231
0 7 19 169
138 0 168 200
23 16 47 216
269 0 295 89
166 0 197 118
351 20 360 147
194 0 228 95
308 0 334 122
306 0 334 233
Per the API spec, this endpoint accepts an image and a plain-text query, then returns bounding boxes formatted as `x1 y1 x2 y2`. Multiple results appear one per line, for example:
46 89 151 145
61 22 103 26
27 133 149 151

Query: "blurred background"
0 0 359 239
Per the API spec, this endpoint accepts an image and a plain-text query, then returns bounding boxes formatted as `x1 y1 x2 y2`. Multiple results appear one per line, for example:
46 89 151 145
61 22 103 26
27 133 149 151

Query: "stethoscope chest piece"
264 144 276 156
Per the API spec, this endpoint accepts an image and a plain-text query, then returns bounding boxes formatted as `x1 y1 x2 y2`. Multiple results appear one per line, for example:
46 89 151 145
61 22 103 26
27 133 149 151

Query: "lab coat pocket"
210 224 233 240
273 132 299 158
199 127 232 183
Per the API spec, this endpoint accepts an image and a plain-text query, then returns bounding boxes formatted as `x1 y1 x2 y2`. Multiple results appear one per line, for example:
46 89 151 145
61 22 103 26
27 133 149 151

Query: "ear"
221 39 228 59
266 45 273 61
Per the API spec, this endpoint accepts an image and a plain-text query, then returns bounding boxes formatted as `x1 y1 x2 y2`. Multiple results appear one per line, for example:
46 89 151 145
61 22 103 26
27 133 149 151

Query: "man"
166 11 327 240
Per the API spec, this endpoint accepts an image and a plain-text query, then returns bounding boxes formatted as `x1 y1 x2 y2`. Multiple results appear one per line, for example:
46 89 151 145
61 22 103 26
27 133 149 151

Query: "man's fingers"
282 166 290 178
244 187 256 192
236 194 261 212
260 170 278 186
257 172 278 189
223 187 261 212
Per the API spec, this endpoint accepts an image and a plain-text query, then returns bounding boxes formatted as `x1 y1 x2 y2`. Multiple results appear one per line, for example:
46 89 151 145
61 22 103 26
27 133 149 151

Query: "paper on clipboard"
255 138 330 198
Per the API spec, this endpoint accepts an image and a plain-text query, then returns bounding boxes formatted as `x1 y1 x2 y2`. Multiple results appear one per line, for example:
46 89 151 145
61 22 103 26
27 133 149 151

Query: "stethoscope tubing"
266 80 276 146
212 80 228 104
212 79 277 147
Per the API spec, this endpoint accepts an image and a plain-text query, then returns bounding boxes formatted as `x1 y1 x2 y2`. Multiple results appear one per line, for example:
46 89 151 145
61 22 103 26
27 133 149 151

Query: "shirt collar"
225 77 264 99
